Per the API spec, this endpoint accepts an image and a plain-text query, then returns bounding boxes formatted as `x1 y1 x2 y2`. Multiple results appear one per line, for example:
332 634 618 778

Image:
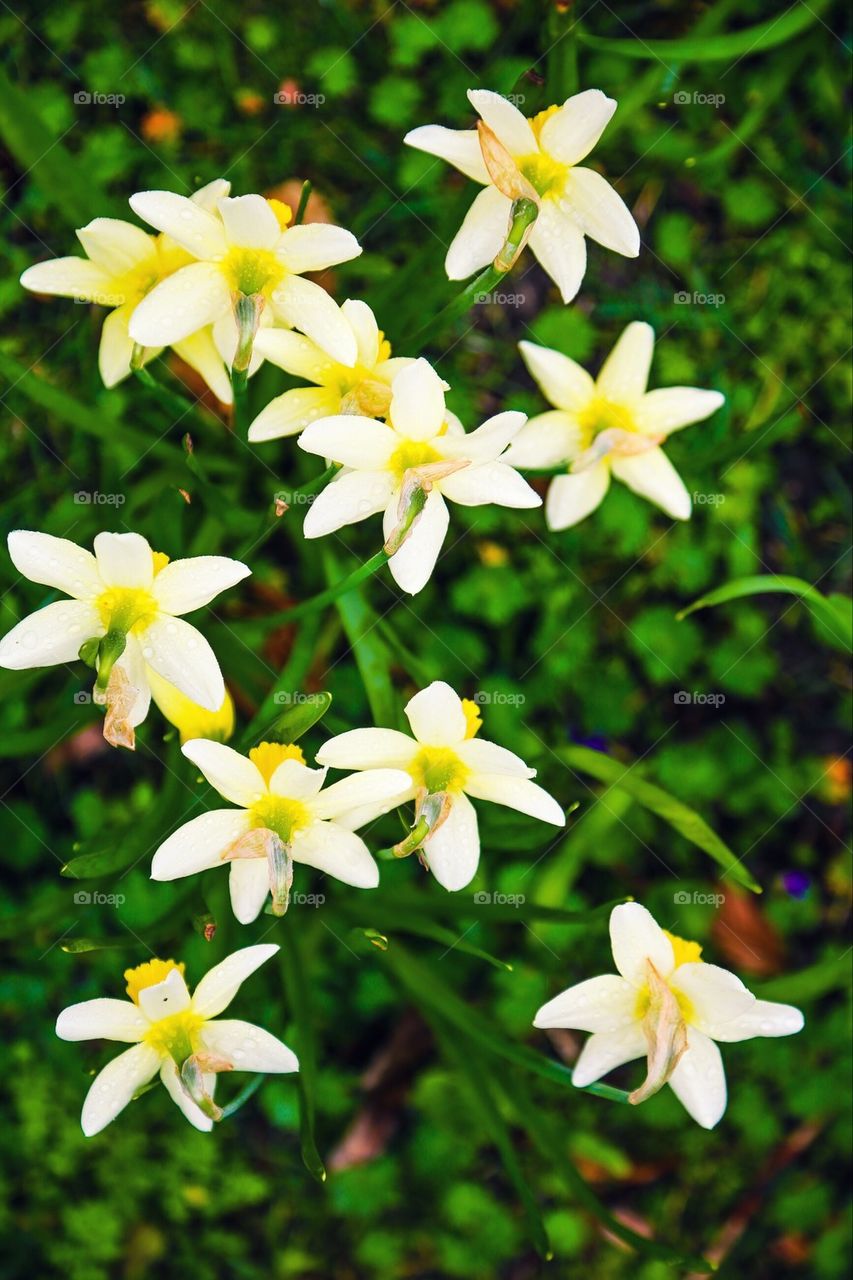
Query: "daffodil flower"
298 358 540 595
127 190 362 368
151 739 412 921
56 946 297 1135
316 680 564 891
0 531 249 749
248 299 413 442
146 668 236 744
534 902 804 1129
405 89 639 302
504 323 725 527
20 179 234 401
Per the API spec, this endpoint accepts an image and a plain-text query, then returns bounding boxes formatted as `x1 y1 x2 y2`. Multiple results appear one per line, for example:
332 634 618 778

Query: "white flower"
0 530 249 749
298 357 540 595
151 739 412 921
405 89 639 302
20 178 235 401
127 190 362 367
534 902 804 1129
56 947 297 1135
248 299 412 442
504 323 725 528
316 680 565 892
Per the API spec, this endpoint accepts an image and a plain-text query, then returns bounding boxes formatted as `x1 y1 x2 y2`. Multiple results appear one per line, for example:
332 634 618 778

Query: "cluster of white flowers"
10 86 801 1142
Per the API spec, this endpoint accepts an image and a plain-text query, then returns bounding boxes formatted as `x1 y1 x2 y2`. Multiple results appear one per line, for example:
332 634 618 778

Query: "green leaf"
61 847 139 879
678 574 852 652
323 549 397 728
248 691 332 748
280 925 326 1182
756 951 852 1004
560 745 761 892
60 937 133 953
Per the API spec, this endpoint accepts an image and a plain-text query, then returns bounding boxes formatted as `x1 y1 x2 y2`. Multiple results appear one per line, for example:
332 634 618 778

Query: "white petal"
445 185 512 281
670 963 755 1039
302 469 395 538
636 387 725 436
464 774 564 825
403 124 490 184
423 792 480 891
503 410 582 470
76 217 157 275
389 358 446 441
158 1057 215 1131
151 808 254 880
198 1019 299 1073
80 1043 161 1136
20 256 112 301
440 410 527 462
268 758 327 798
190 178 231 210
250 387 340 442
545 465 610 530
467 88 537 156
129 190 227 258
191 944 280 1018
386 489 449 595
440 461 541 509
528 203 587 304
611 448 691 520
93 531 153 588
609 903 675 986
311 769 413 820
276 224 362 274
706 998 805 1043
405 680 467 745
316 728 418 770
456 737 533 778
98 303 136 388
140 617 224 711
596 321 655 402
539 89 617 166
668 1028 727 1129
571 1024 647 1087
518 340 596 412
7 530 102 599
341 298 380 366
561 167 639 257
56 998 148 1043
172 329 233 405
291 821 379 887
137 967 192 1020
218 194 280 249
229 858 271 924
298 414 398 468
534 974 637 1032
152 556 250 615
252 327 333 381
272 275 358 366
129 261 230 347
0 600 101 669
181 739 265 806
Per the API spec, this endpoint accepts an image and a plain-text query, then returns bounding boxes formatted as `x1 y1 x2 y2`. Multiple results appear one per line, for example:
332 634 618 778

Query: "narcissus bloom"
0 531 249 749
20 179 234 400
298 358 540 595
534 903 804 1129
56 945 296 1134
405 89 639 302
248 299 412 442
146 668 236 745
317 680 565 891
152 739 412 920
504 323 725 528
128 190 361 367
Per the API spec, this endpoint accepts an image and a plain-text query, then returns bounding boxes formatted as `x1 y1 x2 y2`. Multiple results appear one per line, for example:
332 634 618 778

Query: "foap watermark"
474 290 526 307
674 691 726 708
74 890 126 907
73 90 125 108
674 290 725 308
471 691 526 707
74 491 126 506
674 890 725 907
693 491 726 506
73 691 93 705
274 489 317 508
273 691 328 707
75 291 127 307
290 892 325 907
673 90 725 108
273 89 325 107
473 891 526 907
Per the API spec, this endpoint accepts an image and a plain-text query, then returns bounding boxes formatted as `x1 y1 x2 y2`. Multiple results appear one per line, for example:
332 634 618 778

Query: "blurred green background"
0 1 850 1277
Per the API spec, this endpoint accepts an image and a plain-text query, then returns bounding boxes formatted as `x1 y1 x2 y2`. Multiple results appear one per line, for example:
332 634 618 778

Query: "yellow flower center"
530 104 560 140
249 741 306 785
389 439 441 480
250 793 311 843
461 698 482 739
125 958 185 1005
104 260 162 308
635 980 695 1025
267 198 293 231
96 550 169 634
517 150 568 198
152 551 170 574
577 397 637 445
409 746 470 794
221 246 285 296
143 1009 205 1062
663 930 703 968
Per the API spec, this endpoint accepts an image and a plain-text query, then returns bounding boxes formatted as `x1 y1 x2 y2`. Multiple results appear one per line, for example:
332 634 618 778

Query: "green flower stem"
230 365 249 438
294 179 312 225
263 549 390 625
132 365 212 434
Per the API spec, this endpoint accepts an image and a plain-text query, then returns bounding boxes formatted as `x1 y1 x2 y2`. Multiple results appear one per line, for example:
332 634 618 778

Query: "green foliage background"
0 1 850 1277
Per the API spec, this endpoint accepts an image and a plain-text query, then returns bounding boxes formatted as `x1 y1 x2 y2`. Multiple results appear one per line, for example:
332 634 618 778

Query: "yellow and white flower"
146 668 236 745
151 739 412 920
20 179 234 401
316 680 565 891
534 902 804 1129
504 323 725 527
248 299 412 442
298 357 540 595
0 530 249 749
405 89 639 302
127 189 362 367
56 946 296 1135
